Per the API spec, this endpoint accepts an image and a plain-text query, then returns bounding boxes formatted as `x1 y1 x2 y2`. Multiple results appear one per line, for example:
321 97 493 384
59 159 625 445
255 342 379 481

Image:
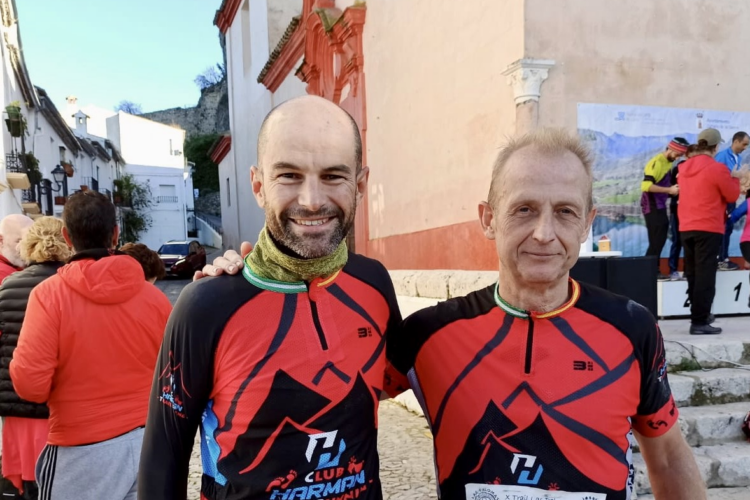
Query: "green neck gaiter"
245 226 348 283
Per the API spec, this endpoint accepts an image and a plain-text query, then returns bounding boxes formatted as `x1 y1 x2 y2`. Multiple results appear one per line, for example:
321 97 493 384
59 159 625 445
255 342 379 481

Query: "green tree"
185 133 220 193
114 174 153 243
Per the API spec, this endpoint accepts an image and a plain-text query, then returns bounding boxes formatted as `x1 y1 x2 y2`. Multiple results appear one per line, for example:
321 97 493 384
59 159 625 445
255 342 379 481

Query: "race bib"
465 483 607 500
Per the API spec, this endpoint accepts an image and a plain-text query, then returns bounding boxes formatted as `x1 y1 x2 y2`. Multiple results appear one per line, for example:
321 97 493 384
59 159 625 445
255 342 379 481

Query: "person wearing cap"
714 131 750 271
677 128 747 335
641 138 688 278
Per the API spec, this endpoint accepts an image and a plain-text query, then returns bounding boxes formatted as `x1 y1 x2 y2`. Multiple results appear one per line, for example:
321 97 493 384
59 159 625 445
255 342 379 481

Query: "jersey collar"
242 265 342 294
494 279 580 320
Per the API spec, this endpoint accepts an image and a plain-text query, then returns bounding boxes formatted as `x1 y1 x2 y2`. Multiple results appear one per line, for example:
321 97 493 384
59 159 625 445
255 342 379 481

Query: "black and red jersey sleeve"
631 315 678 437
138 275 260 500
577 286 678 438
384 286 496 397
341 254 407 397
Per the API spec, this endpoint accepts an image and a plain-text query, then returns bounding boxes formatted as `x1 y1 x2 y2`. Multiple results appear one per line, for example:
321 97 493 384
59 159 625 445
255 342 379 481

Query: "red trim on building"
214 0 242 34
259 26 306 92
367 220 499 271
209 135 232 164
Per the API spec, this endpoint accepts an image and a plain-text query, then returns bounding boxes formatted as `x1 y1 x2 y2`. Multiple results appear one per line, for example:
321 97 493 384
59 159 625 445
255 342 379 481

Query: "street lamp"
37 165 69 215
39 165 67 194
51 165 65 186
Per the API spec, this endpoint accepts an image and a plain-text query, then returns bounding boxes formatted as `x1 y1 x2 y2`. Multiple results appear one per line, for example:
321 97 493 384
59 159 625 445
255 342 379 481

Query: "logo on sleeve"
573 360 594 371
158 351 191 419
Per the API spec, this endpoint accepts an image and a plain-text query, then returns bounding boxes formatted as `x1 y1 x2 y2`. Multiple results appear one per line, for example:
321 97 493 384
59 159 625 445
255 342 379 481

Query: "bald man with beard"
0 215 33 282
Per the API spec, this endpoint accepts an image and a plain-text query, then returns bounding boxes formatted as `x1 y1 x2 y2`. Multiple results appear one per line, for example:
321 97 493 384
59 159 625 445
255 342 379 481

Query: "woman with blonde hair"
0 216 71 499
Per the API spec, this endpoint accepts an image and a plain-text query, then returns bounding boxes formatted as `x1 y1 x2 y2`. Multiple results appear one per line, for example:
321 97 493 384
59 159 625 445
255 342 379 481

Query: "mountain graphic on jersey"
441 402 625 500
214 369 380 500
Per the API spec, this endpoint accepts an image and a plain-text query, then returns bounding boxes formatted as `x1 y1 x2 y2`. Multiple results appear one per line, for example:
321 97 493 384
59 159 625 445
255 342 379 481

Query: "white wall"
0 8 30 218
217 153 240 251
106 113 186 169
222 0 309 250
224 0 274 247
125 164 188 250
78 105 115 138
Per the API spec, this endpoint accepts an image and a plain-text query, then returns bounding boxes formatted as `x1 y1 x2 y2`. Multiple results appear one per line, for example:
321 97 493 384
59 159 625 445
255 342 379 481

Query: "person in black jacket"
0 216 72 500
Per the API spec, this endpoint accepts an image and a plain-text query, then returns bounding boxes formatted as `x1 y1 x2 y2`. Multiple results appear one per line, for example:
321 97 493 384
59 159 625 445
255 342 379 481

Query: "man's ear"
478 201 496 240
581 207 597 243
251 166 265 209
112 225 120 248
62 226 74 249
355 166 369 207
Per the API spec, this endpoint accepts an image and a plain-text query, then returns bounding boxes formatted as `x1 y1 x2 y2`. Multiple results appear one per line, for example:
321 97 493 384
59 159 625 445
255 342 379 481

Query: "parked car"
157 240 206 277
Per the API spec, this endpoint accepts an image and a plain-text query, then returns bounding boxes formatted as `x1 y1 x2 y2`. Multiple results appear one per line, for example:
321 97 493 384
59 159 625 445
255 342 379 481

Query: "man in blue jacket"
715 131 749 270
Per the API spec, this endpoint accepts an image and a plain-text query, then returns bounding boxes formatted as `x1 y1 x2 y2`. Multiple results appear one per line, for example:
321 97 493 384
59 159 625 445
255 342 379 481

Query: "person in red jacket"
677 128 747 335
9 191 172 500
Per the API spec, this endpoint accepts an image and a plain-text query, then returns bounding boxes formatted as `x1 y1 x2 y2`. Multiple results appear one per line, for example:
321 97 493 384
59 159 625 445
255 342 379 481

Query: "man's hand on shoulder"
193 241 253 281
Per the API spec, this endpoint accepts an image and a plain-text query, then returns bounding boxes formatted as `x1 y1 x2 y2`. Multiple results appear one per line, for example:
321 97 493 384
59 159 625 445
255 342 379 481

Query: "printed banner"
466 483 606 500
577 103 749 258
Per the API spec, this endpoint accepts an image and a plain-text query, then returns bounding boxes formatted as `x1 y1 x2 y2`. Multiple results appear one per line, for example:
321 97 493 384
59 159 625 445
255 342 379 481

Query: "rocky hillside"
141 80 229 138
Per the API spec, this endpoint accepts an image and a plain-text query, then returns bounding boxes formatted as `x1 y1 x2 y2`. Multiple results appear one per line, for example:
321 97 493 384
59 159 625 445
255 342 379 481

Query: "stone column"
502 59 555 135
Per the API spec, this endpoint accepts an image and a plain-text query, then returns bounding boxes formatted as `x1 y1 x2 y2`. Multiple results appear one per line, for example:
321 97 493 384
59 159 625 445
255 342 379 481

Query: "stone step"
636 486 750 500
669 369 750 407
634 443 750 494
661 317 750 372
678 403 749 447
665 337 750 372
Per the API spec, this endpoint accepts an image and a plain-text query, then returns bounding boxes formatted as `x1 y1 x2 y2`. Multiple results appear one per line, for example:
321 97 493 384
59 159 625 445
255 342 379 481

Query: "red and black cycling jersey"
386 279 677 500
139 253 401 500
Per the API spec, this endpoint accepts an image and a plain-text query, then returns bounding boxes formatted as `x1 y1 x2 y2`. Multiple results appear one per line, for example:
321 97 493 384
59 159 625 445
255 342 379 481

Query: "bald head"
257 95 362 173
0 214 33 268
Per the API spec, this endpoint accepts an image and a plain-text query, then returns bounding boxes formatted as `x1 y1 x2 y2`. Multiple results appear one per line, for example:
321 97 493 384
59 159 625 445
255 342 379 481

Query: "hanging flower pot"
61 161 74 177
5 118 23 137
5 103 24 137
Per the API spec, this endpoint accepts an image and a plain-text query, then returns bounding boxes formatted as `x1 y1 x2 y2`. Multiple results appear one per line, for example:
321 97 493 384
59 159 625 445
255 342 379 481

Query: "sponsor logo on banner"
465 483 607 500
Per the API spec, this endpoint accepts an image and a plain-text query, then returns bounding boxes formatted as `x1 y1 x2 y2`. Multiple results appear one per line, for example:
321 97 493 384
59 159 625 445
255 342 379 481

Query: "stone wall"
389 270 496 299
141 80 229 138
195 191 221 216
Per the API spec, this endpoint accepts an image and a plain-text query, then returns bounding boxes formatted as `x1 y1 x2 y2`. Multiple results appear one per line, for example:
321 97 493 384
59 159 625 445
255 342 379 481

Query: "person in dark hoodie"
677 129 747 335
9 191 172 500
0 217 71 500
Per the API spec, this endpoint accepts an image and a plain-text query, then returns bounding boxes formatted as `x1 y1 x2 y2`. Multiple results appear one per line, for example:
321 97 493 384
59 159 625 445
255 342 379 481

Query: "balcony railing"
6 153 26 174
104 189 112 201
156 195 178 203
22 188 36 203
82 177 99 192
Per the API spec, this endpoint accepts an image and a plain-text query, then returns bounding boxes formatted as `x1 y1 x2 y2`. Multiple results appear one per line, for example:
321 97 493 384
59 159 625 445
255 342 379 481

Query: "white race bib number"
465 483 607 500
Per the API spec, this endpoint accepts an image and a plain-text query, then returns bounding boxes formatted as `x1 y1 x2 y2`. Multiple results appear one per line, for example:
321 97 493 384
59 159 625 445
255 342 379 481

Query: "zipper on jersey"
524 317 534 374
308 296 329 351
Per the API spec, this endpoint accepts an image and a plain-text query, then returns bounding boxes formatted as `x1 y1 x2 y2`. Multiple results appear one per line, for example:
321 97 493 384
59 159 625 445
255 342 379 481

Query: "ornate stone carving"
502 59 556 105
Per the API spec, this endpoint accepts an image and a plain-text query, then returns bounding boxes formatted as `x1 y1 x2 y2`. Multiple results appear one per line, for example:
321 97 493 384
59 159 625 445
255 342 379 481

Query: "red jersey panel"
387 280 677 500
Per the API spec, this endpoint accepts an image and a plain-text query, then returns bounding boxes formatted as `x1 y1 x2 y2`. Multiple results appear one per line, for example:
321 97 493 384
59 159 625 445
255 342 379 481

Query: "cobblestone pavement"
187 400 437 499
155 276 192 305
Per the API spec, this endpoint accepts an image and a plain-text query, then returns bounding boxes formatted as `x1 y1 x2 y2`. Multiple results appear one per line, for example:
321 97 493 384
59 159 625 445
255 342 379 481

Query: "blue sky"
16 0 224 113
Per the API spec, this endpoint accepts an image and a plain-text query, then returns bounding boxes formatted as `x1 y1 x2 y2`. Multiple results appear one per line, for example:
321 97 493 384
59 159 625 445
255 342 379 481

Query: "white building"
65 101 191 250
213 0 308 251
123 164 188 250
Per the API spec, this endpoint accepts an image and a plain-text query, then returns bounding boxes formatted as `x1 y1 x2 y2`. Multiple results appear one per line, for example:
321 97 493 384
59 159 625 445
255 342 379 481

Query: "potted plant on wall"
5 101 26 137
60 160 74 177
23 152 42 185
113 178 123 204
